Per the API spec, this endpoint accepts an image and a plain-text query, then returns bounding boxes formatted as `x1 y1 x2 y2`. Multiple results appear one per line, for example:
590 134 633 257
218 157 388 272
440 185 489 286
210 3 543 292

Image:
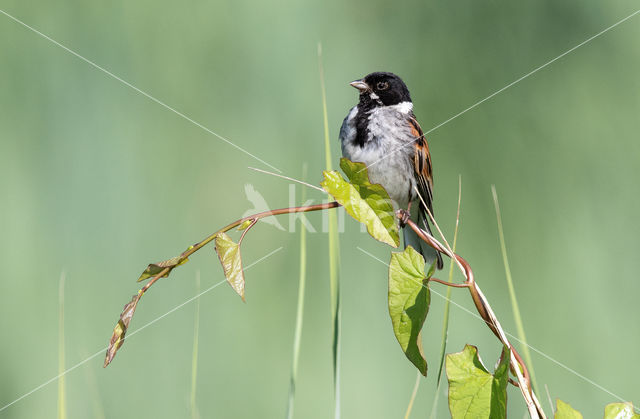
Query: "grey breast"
339 105 416 209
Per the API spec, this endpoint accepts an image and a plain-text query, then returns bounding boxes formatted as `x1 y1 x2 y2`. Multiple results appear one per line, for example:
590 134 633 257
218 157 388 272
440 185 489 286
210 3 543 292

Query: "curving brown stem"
139 201 340 296
403 217 546 419
104 201 342 368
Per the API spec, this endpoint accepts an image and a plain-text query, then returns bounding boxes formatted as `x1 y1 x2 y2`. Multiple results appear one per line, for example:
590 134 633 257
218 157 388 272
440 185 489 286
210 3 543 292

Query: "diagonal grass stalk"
286 164 309 419
545 384 555 415
429 175 462 419
403 371 422 419
318 42 342 419
491 185 539 396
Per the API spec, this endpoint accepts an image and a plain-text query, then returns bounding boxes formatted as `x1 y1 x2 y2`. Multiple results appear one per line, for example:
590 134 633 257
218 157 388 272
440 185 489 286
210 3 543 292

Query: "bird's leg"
396 208 411 228
397 201 413 228
402 201 414 227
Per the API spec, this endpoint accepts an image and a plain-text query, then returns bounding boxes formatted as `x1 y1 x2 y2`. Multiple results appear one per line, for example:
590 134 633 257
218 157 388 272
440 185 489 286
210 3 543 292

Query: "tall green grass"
429 176 462 419
491 185 539 396
403 371 422 419
318 42 342 419
286 164 309 419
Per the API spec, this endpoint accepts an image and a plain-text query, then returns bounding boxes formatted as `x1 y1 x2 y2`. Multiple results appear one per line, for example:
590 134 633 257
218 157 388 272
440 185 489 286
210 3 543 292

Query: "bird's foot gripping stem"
396 209 411 228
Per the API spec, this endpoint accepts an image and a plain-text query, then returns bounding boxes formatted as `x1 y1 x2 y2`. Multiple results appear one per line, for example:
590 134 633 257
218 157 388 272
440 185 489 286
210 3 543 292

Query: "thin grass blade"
491 185 539 395
430 175 462 419
318 42 342 419
404 371 422 419
286 165 309 419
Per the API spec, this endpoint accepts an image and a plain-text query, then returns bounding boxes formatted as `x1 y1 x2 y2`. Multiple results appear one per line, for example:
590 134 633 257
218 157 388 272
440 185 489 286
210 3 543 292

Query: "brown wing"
408 114 434 215
408 113 443 269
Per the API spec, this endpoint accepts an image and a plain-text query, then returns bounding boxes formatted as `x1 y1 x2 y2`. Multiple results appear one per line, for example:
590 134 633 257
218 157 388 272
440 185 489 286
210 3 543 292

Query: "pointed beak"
349 79 370 92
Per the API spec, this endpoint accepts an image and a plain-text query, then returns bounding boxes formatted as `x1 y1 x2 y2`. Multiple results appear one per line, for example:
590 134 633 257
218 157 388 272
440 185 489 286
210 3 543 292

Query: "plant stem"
104 201 341 368
429 277 469 288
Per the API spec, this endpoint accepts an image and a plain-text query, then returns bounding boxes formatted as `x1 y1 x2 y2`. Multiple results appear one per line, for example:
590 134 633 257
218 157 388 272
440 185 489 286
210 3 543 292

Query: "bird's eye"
376 81 389 90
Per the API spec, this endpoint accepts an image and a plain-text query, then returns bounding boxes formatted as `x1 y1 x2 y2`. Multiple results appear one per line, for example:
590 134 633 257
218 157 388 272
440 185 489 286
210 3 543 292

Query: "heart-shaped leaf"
215 232 245 301
388 246 434 375
321 158 399 247
446 345 510 419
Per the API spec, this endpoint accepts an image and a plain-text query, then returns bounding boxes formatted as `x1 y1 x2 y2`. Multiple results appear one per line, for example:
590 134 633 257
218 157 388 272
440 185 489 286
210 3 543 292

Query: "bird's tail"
403 212 444 270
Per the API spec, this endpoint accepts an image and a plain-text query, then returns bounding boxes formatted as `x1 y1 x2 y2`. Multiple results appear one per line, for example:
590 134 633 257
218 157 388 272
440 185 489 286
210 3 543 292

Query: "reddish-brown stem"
104 201 341 368
138 201 341 298
429 277 469 288
238 219 258 245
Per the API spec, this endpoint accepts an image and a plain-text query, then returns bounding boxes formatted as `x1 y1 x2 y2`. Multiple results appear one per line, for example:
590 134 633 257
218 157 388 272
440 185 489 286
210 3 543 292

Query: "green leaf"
604 402 640 419
446 344 510 419
320 158 399 247
104 291 142 367
388 246 432 375
555 399 583 419
215 232 245 301
137 248 192 282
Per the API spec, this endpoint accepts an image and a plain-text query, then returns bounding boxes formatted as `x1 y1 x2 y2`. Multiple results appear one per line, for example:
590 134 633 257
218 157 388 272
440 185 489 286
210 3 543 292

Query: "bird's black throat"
353 95 378 148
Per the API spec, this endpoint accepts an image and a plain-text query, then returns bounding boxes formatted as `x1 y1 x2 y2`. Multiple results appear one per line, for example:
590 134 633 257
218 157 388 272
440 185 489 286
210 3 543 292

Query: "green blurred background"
1 0 639 417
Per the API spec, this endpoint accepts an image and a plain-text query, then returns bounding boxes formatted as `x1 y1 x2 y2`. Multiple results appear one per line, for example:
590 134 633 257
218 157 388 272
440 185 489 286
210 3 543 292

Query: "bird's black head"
350 72 412 107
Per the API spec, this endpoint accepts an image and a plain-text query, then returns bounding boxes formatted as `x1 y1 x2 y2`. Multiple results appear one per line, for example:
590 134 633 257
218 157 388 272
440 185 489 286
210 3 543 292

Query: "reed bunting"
340 72 443 269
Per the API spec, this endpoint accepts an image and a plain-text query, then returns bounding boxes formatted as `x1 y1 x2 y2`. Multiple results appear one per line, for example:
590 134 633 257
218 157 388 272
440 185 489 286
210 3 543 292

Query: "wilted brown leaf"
137 248 192 282
104 291 142 367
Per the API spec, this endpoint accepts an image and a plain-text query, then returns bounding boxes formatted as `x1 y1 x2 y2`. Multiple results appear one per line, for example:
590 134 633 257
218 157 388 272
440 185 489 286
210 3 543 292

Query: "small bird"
340 72 443 269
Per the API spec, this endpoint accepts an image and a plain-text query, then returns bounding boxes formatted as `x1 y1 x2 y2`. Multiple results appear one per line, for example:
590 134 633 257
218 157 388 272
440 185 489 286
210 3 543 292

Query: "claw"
396 209 411 228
